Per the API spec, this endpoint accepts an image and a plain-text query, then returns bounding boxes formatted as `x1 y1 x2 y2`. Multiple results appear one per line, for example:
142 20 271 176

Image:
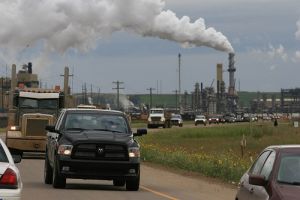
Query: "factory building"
189 53 238 115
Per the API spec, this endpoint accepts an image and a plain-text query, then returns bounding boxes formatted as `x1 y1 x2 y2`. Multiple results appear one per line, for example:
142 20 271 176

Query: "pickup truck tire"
52 157 66 188
44 153 53 184
113 179 126 187
126 175 140 191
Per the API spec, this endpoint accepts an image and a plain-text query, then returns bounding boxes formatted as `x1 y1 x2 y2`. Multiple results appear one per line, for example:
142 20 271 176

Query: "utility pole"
97 88 101 105
82 83 88 104
90 84 93 104
147 87 156 109
178 53 181 112
173 89 178 112
112 81 124 110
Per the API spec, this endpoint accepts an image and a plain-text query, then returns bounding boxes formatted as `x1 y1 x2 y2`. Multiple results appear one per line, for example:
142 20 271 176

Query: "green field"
135 120 300 184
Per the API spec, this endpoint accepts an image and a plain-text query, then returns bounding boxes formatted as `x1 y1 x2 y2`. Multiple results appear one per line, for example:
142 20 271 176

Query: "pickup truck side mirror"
45 125 56 132
133 128 147 137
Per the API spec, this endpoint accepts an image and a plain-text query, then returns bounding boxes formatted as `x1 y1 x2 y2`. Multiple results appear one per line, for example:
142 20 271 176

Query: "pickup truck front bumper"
57 156 140 180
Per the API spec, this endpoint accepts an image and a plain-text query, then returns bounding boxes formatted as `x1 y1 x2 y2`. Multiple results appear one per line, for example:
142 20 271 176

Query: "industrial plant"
1 55 300 125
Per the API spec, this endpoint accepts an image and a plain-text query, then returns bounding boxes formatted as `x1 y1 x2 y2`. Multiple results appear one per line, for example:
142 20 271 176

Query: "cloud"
292 51 300 63
267 45 288 61
249 45 288 62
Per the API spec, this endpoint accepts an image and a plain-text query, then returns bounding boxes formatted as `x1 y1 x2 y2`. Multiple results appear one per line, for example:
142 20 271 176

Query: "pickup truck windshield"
64 113 129 133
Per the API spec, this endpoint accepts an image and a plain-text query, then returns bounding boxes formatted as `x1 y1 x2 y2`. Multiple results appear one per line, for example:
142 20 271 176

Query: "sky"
0 0 300 94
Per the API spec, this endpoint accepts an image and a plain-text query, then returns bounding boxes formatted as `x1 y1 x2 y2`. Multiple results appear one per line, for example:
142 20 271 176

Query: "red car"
235 145 300 200
208 115 219 124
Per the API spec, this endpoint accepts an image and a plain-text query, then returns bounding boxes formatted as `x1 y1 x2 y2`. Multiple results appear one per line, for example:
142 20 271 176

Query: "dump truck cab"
6 88 64 156
5 63 68 157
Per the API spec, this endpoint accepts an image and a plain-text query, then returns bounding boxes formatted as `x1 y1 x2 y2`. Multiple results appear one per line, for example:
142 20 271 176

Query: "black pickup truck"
44 108 147 190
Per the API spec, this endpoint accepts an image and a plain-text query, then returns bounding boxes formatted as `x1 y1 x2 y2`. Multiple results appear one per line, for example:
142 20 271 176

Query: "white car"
0 139 22 200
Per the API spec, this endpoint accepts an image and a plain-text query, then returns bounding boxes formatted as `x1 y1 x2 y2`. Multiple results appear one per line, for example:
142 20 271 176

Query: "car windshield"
64 113 129 133
196 115 205 119
150 109 163 114
0 144 9 163
277 154 300 184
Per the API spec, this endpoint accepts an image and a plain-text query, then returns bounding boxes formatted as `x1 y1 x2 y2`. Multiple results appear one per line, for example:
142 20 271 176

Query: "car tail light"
0 168 18 189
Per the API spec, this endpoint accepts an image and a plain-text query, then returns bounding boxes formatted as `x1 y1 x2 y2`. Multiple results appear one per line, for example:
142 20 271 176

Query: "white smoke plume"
0 0 234 54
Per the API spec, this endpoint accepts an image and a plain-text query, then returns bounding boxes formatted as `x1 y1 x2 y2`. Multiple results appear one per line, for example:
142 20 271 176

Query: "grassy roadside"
135 120 300 184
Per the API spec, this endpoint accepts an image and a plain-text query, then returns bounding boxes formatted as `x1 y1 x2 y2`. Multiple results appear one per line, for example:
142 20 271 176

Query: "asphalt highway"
1 132 236 200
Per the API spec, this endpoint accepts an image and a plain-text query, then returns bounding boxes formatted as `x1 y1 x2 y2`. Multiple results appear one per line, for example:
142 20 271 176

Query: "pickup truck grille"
151 117 161 121
72 143 129 161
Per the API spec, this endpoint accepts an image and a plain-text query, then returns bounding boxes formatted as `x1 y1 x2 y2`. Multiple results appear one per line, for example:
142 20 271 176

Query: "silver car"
0 139 22 200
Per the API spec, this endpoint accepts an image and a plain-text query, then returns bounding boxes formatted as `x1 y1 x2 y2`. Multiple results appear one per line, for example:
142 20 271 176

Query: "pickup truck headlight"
128 147 140 158
147 117 152 122
160 117 165 122
58 145 73 156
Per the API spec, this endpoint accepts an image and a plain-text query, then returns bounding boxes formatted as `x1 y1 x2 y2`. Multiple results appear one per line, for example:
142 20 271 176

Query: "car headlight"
58 145 73 156
160 117 165 122
148 117 152 122
128 147 140 158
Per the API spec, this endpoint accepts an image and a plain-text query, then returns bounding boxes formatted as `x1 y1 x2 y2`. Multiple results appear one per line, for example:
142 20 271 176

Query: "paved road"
1 133 237 200
16 158 236 200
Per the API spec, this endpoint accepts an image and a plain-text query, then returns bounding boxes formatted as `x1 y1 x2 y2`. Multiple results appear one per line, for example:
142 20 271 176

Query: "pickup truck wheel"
126 172 140 191
113 179 126 187
44 153 53 184
52 157 66 188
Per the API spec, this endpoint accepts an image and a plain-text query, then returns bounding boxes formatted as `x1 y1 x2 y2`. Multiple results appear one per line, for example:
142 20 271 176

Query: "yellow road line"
141 185 180 200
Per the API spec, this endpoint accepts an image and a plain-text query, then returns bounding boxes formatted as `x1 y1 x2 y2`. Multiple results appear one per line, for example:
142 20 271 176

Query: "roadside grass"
137 120 300 184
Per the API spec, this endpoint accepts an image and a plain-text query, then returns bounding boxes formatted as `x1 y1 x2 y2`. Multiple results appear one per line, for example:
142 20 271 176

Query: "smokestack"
216 63 223 94
200 82 203 93
228 53 236 96
28 62 32 74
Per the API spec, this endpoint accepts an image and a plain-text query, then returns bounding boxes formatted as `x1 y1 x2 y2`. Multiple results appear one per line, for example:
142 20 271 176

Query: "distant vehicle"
0 139 22 200
147 108 171 128
44 108 147 190
235 145 300 200
208 115 219 124
235 115 244 122
195 115 207 126
243 114 258 122
224 114 236 123
218 115 226 123
171 114 183 127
